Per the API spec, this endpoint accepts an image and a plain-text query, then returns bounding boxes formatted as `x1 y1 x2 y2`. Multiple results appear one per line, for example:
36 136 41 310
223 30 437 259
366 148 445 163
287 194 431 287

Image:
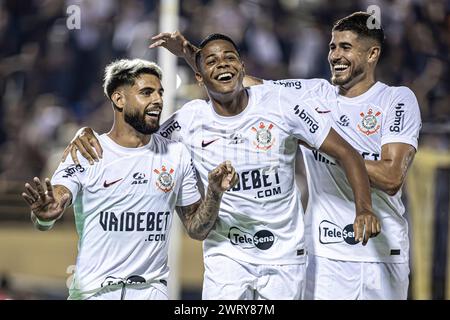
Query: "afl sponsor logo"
228 226 275 250
153 166 175 193
319 220 358 245
131 172 148 185
133 172 146 180
357 108 381 136
337 115 350 127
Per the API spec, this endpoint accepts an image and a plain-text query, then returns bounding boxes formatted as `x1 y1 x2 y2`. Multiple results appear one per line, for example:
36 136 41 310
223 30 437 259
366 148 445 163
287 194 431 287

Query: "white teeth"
146 111 160 116
217 72 233 80
334 64 349 71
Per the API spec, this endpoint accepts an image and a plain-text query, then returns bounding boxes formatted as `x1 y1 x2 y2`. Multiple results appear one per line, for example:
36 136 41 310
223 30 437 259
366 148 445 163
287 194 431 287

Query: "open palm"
22 177 69 221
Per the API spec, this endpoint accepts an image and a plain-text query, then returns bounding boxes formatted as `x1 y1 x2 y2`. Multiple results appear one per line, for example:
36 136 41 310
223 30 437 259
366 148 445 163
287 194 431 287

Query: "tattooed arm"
365 143 416 196
176 161 237 241
22 177 72 231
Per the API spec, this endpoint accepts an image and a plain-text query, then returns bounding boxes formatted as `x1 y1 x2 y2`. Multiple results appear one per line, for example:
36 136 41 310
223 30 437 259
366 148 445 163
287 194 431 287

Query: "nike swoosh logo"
315 107 331 114
201 139 219 148
103 178 123 188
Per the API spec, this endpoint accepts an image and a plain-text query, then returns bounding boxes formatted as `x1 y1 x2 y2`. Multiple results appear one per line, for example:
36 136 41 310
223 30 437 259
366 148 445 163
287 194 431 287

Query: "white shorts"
202 254 306 300
86 281 168 300
305 255 409 300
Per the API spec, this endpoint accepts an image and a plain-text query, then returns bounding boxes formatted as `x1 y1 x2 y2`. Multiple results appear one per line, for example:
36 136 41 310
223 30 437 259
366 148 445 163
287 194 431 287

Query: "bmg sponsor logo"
319 220 358 245
272 80 302 90
62 164 85 178
159 120 181 138
294 105 319 133
389 103 405 133
228 227 275 250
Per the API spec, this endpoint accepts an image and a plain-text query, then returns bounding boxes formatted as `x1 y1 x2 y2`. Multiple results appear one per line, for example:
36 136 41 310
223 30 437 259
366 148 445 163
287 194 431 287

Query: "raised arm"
176 161 237 241
21 177 72 231
319 128 381 245
150 31 263 87
365 143 416 196
150 31 199 72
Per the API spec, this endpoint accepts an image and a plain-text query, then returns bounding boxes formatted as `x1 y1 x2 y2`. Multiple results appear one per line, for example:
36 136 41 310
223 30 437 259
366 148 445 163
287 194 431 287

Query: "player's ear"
368 46 380 64
195 72 204 86
111 91 125 111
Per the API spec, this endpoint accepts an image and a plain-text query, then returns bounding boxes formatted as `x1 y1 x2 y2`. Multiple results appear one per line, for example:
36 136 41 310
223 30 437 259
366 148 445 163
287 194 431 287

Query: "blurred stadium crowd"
0 0 448 299
0 0 448 185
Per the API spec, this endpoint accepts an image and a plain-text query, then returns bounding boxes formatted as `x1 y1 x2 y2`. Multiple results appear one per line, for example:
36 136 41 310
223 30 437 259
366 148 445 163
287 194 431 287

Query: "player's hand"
21 177 70 221
207 161 238 193
150 31 198 58
353 210 381 246
61 127 102 165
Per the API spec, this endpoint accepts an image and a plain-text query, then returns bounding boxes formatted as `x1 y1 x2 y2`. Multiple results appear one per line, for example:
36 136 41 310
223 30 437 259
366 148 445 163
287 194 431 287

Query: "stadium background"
0 0 448 300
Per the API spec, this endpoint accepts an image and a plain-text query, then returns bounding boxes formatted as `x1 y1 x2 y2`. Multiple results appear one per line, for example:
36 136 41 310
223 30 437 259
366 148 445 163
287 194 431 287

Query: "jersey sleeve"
50 157 89 202
277 85 332 149
175 144 201 207
263 78 303 91
157 102 196 142
381 87 422 150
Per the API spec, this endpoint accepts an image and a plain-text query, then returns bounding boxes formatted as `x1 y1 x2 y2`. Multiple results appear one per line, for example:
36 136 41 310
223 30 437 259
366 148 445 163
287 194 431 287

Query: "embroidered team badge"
153 166 175 193
357 109 381 135
251 122 275 150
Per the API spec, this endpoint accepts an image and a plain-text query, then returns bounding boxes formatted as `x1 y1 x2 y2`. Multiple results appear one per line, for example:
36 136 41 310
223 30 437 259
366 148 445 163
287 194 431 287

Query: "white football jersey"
158 82 332 265
268 79 421 263
51 134 200 299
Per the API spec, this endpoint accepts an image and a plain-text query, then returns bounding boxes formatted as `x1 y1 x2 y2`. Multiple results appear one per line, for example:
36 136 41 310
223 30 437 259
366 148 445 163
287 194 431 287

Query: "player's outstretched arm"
319 128 381 245
365 143 416 196
21 177 72 231
176 161 238 241
150 31 199 72
61 127 102 166
150 31 263 87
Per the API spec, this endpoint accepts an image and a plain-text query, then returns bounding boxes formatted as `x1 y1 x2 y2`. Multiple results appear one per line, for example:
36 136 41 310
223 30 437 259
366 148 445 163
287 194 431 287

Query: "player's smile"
332 61 350 75
210 67 239 90
144 105 162 120
214 71 235 83
330 59 352 84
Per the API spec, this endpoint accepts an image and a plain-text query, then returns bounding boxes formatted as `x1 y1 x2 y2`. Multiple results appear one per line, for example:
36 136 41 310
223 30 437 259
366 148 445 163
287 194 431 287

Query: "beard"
331 64 365 86
124 108 160 135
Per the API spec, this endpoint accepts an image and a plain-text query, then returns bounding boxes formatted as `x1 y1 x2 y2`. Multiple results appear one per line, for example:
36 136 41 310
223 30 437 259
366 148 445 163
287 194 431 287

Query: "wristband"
35 216 56 227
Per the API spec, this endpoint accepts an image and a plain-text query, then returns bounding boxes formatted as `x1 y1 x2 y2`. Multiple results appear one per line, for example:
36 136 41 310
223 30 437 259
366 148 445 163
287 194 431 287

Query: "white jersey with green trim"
158 82 332 265
51 134 200 299
268 79 421 263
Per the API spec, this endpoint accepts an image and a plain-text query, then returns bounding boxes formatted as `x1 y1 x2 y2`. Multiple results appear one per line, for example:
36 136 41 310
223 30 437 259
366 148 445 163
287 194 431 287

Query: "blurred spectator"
0 0 448 185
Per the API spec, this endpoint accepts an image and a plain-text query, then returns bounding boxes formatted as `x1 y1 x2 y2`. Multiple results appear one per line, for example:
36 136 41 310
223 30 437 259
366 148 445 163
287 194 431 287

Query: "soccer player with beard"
21 59 238 300
159 12 420 299
263 13 421 300
62 36 380 300
303 12 421 300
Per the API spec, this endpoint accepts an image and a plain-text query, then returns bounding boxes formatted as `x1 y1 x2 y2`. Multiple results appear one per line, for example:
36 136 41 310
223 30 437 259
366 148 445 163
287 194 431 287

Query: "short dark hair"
333 12 384 47
195 33 240 70
103 59 162 99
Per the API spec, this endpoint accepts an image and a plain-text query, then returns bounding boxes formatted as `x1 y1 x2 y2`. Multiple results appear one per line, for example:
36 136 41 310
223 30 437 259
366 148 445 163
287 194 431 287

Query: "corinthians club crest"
153 166 175 193
357 108 381 136
251 122 275 150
